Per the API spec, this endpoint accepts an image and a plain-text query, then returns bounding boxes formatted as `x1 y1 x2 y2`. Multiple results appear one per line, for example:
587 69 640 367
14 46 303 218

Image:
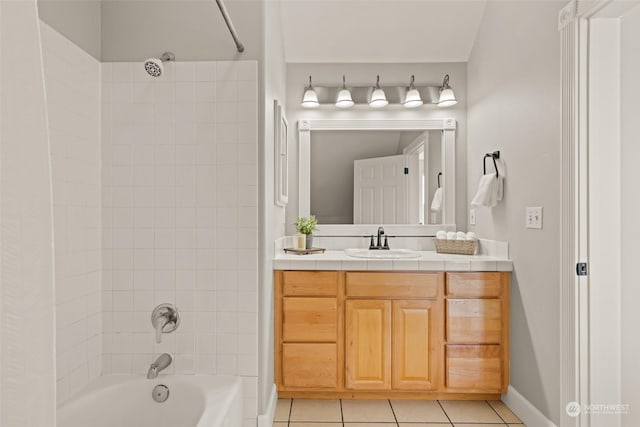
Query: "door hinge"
576 262 588 276
404 167 409 175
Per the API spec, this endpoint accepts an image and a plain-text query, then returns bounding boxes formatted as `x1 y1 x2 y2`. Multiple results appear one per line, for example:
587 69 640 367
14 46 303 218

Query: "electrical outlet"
526 207 543 229
469 208 476 225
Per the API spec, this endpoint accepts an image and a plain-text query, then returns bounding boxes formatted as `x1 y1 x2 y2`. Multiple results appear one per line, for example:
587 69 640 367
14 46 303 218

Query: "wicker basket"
434 239 477 255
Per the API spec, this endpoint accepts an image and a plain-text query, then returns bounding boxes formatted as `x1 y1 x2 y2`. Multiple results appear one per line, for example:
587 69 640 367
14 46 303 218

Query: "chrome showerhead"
143 52 175 77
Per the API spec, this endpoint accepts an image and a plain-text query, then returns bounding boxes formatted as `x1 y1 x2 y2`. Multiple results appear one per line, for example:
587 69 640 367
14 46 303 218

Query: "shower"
144 52 175 77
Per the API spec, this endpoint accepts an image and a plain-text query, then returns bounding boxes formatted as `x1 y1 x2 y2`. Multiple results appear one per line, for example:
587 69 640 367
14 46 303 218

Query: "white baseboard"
502 385 557 427
257 384 278 427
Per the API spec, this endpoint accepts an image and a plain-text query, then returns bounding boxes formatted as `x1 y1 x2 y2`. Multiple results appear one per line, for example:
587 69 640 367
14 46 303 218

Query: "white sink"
344 248 421 259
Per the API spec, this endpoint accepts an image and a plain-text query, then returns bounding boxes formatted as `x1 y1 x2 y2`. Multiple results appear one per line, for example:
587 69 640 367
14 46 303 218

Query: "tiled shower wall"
100 60 259 425
41 22 102 404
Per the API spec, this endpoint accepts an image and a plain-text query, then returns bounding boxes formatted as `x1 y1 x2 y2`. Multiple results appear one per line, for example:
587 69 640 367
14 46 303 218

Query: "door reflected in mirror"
310 130 443 225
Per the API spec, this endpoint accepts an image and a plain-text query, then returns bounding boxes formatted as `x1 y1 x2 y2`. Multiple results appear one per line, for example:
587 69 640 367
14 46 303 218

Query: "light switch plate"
469 208 476 225
526 207 543 229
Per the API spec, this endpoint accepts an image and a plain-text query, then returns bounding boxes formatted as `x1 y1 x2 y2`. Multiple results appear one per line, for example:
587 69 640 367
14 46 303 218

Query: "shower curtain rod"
215 0 245 53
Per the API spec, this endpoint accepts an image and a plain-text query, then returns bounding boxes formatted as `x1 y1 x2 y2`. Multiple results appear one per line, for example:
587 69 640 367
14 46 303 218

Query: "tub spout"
147 353 173 379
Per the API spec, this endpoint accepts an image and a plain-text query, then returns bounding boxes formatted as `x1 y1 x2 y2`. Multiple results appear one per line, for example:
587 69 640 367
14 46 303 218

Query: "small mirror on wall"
274 100 288 206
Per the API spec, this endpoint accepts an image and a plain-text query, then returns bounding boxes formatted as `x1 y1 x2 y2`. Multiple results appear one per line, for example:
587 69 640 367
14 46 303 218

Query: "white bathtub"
57 375 243 427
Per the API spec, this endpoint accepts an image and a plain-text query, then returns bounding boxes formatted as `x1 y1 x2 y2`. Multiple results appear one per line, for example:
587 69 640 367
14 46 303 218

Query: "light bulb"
438 74 457 108
335 75 354 108
301 76 320 108
369 75 388 108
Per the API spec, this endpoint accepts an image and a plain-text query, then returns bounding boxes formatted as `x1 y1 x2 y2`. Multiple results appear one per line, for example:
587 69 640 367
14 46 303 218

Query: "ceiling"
280 0 487 63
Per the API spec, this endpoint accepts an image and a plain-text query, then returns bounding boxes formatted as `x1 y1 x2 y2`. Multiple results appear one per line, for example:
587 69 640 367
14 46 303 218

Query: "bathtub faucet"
147 353 173 379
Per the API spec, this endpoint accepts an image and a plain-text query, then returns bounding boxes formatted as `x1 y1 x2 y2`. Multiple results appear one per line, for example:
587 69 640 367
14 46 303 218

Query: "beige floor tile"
290 424 343 427
344 424 397 427
439 400 503 423
398 424 451 427
290 399 343 422
508 425 527 427
273 423 288 426
454 424 507 427
489 400 522 423
275 398 292 422
390 400 450 423
341 399 396 422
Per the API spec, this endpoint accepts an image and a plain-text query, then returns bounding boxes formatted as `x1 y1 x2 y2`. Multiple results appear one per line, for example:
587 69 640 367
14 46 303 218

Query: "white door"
353 155 408 224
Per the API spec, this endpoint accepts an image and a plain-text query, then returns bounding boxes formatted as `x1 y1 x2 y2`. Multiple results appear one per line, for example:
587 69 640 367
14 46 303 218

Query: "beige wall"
101 0 262 62
621 5 640 426
467 1 562 424
286 62 468 232
41 21 102 405
38 0 101 59
259 0 286 414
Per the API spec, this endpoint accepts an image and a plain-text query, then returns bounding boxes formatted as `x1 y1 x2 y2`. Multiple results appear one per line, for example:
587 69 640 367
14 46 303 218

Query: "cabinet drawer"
346 272 441 298
283 271 338 296
447 299 501 343
283 297 337 342
282 343 338 388
446 345 502 391
446 272 502 297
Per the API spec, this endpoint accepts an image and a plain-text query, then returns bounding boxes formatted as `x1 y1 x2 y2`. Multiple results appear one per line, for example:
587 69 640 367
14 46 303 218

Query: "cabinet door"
392 300 440 390
282 343 338 388
345 300 391 390
446 345 502 392
447 299 502 343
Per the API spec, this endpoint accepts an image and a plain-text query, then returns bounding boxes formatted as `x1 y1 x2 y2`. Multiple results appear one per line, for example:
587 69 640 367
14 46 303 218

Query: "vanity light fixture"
335 75 354 108
403 75 423 108
301 76 320 108
369 75 388 108
438 74 458 108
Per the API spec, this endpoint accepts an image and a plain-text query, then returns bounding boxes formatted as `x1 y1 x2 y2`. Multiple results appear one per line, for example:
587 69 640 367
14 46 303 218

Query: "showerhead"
143 52 175 77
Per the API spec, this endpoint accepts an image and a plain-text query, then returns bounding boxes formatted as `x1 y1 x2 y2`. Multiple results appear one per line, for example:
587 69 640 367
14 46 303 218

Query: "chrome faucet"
151 303 180 344
369 226 390 250
147 353 173 379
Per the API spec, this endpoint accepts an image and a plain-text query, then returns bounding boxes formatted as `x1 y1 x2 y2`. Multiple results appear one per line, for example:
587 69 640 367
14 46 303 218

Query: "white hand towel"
456 232 467 240
465 232 477 241
436 231 447 240
446 231 456 240
471 173 499 208
430 187 443 212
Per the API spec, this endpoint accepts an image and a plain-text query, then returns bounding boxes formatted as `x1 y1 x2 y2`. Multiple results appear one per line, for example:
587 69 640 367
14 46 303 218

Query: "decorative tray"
283 247 326 255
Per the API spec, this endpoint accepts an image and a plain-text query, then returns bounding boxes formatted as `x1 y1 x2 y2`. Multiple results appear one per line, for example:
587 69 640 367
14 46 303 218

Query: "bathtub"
57 375 243 427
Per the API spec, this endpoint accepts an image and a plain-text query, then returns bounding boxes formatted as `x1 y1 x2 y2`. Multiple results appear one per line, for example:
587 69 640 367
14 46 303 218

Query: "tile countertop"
272 250 512 272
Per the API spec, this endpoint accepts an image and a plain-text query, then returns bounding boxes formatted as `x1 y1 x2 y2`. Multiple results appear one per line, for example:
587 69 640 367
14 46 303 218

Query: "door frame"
560 1 636 425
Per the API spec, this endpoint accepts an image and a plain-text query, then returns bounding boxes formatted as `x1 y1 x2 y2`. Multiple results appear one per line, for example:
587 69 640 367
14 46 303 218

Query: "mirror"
298 118 456 226
310 130 443 224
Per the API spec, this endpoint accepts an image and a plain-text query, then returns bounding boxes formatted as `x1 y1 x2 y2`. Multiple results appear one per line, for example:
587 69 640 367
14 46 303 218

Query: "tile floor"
274 399 526 427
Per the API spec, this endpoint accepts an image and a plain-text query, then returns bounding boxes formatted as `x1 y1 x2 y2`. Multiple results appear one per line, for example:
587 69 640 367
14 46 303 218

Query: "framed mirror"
298 118 456 227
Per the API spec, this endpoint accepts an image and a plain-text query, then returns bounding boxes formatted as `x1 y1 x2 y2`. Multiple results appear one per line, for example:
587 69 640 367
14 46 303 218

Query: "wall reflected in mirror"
310 130 443 225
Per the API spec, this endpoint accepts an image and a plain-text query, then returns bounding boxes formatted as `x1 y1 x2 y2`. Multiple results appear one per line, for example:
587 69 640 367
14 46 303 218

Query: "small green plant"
295 215 317 235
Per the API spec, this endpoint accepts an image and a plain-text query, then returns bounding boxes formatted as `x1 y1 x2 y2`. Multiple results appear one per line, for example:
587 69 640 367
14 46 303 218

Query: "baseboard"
502 385 557 427
257 384 278 427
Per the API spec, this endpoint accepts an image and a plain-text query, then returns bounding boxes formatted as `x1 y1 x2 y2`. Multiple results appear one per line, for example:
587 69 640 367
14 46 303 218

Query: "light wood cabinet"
392 300 440 390
275 270 509 399
345 300 392 390
444 272 509 393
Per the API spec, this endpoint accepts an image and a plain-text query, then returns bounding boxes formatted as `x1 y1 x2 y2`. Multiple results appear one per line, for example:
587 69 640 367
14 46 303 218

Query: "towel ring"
437 172 442 188
483 151 500 178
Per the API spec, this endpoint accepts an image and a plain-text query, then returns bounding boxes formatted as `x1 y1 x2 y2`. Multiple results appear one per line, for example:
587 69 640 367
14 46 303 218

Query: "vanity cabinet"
444 272 509 393
344 272 442 392
274 270 509 399
275 271 343 390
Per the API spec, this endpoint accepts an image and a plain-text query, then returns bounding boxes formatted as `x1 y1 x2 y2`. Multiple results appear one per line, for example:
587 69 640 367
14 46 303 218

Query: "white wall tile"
101 62 258 424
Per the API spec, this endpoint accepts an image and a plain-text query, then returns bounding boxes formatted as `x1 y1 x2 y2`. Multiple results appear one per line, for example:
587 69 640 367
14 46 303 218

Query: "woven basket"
434 239 477 255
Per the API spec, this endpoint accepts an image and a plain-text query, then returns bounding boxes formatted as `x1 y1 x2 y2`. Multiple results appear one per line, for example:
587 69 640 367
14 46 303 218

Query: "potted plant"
295 215 318 249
